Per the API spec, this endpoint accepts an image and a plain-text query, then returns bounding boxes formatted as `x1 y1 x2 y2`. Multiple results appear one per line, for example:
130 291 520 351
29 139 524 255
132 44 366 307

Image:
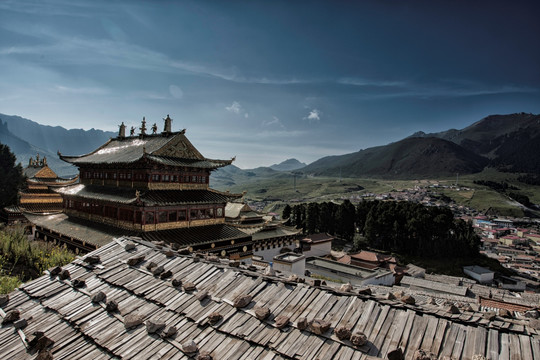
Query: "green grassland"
213 168 540 217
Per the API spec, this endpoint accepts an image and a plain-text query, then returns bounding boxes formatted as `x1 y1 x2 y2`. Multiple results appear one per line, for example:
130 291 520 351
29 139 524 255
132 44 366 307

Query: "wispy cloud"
53 85 108 95
0 0 103 18
225 101 249 118
225 101 242 114
338 77 407 88
0 24 241 81
357 81 538 100
304 109 321 123
262 116 285 129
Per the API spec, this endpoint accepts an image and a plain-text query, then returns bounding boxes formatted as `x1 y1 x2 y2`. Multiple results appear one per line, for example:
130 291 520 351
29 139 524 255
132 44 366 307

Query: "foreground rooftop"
1 237 539 359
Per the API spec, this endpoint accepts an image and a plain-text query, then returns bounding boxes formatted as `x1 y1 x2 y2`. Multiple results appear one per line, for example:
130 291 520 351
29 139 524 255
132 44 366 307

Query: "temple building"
20 154 78 214
29 115 252 259
225 202 301 261
1 154 78 225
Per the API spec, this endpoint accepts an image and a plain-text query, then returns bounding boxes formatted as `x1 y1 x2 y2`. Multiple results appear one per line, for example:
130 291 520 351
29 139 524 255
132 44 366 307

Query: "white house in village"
463 265 495 284
272 252 306 276
305 257 394 286
301 233 333 257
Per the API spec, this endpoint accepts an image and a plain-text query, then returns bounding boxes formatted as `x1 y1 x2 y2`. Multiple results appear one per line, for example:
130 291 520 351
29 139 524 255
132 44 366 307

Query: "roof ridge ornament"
139 117 147 137
118 122 126 138
163 114 172 134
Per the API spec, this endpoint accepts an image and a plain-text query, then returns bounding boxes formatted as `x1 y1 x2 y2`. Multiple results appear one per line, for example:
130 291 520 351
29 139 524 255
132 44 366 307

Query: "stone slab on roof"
1 238 538 359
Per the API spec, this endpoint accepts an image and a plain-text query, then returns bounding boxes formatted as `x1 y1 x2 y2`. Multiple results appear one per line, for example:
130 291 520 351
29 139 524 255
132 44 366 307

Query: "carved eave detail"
33 166 59 179
153 134 205 160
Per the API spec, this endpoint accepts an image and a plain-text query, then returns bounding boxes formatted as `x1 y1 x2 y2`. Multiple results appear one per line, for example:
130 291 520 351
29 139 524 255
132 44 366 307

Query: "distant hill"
0 113 115 157
0 113 116 176
301 137 488 178
412 113 540 173
269 158 307 171
299 113 540 178
0 119 77 176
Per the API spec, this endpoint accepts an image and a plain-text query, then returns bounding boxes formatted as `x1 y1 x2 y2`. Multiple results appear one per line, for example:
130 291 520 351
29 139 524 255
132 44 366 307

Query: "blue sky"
1 0 539 168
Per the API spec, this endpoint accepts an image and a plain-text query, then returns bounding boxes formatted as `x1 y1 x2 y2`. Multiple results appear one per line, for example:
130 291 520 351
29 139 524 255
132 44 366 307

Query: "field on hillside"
212 169 540 217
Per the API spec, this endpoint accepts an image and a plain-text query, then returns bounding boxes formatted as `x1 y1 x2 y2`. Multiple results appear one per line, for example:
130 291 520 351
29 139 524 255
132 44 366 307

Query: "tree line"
283 200 356 241
283 200 480 259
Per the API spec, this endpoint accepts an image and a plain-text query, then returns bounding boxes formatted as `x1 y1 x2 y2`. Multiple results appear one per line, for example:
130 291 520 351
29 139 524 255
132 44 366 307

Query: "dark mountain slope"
0 120 77 175
412 113 540 173
301 137 488 178
0 113 115 156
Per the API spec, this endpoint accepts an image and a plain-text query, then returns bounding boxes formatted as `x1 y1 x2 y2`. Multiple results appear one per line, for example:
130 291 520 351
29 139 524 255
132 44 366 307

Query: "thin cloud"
357 82 538 100
262 116 285 129
225 101 242 114
225 101 249 118
169 85 183 99
0 0 102 18
304 109 321 123
53 85 108 95
338 77 407 88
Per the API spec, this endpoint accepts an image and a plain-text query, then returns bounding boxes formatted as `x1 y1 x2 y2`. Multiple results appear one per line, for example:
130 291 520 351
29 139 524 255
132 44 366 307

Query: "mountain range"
1 112 539 180
0 113 116 176
301 112 540 178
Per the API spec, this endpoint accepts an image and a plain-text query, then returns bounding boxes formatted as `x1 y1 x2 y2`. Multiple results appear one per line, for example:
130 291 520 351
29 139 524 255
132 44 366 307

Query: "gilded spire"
140 117 147 136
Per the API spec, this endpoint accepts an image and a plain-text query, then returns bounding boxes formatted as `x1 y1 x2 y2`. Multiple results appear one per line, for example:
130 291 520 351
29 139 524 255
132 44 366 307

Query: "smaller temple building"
225 202 301 261
20 154 78 214
1 154 78 225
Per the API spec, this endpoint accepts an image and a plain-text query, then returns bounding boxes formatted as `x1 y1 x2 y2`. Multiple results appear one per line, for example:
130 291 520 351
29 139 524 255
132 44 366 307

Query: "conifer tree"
0 144 24 208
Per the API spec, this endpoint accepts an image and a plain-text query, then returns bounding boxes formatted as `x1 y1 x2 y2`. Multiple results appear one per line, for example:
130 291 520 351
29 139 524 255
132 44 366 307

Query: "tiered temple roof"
58 123 233 170
29 115 248 257
18 155 78 215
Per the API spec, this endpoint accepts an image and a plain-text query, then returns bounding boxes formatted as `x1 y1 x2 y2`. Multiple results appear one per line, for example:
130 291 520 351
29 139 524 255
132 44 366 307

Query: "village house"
463 265 495 284
300 233 333 257
306 257 394 286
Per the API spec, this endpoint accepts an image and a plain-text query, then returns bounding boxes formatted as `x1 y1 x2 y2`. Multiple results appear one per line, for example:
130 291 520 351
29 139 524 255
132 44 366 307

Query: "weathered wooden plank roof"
1 237 538 359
